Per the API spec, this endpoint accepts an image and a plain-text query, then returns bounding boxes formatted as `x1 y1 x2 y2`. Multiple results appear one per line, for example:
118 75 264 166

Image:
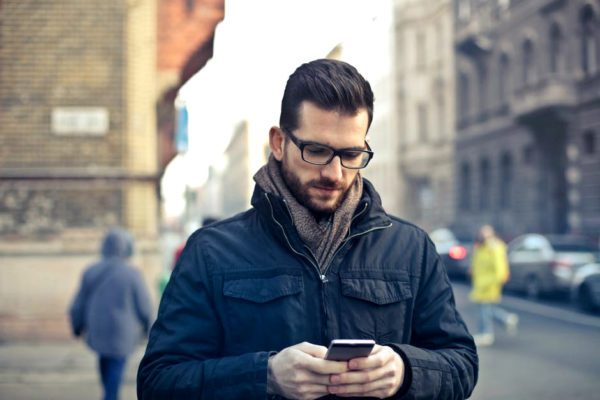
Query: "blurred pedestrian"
69 227 153 400
138 59 477 399
470 224 519 346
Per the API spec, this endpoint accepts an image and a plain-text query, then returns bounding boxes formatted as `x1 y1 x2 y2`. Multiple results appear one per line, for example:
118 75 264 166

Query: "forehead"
296 102 369 146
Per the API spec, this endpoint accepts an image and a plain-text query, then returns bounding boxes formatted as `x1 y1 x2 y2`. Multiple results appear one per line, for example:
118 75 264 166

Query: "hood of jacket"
101 227 134 259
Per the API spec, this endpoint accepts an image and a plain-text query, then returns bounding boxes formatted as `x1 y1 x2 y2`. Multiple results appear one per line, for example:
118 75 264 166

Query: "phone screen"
325 339 375 361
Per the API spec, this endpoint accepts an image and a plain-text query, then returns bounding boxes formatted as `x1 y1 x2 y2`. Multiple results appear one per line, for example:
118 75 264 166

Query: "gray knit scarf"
254 155 363 272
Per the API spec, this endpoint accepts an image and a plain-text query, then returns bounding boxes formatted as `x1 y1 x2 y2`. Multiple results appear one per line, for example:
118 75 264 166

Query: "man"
137 59 477 399
470 224 519 347
70 227 153 400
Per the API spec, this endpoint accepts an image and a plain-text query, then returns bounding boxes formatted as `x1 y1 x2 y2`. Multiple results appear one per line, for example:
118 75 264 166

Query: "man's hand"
268 342 349 400
327 345 405 398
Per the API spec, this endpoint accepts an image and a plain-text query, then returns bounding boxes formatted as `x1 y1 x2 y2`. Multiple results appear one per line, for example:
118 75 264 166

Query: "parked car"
505 234 598 299
430 228 474 280
571 262 600 312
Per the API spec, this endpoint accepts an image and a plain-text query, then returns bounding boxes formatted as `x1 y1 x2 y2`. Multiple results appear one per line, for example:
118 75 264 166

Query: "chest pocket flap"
341 272 412 305
223 274 303 303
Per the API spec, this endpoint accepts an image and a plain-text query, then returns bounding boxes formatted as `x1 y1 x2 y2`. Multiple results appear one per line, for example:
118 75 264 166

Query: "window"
583 130 596 155
523 145 535 165
479 158 491 211
500 153 513 209
581 6 599 75
477 63 488 117
522 39 535 85
418 103 429 142
416 32 426 69
499 53 510 106
549 23 563 74
460 162 471 211
459 72 470 121
437 95 446 140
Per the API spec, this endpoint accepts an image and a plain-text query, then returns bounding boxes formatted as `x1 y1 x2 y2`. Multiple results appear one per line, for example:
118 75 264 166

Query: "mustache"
310 179 344 190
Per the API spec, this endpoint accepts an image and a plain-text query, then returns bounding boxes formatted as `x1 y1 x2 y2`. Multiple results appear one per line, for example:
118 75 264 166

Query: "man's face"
276 101 370 215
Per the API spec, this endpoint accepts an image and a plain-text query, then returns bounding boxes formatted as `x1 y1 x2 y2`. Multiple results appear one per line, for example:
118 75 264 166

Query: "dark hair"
279 59 374 133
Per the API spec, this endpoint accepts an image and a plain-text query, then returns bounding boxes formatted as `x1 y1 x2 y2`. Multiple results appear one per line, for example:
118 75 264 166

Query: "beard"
280 157 351 216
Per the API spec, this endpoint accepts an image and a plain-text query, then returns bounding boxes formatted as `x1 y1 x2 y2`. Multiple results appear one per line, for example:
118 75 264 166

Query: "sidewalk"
0 341 145 400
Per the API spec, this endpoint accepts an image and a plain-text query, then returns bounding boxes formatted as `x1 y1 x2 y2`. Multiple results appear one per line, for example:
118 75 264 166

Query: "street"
451 281 600 400
0 281 599 399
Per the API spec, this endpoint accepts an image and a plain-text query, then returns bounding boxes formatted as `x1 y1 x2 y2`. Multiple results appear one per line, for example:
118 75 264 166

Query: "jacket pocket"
223 275 303 303
220 273 306 352
339 271 413 342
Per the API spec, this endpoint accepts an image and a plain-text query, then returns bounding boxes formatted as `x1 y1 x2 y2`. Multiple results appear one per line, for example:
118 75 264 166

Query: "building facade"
0 0 161 340
454 0 600 241
395 0 457 231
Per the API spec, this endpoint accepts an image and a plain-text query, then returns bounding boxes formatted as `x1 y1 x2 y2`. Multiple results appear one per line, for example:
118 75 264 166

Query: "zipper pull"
320 274 329 283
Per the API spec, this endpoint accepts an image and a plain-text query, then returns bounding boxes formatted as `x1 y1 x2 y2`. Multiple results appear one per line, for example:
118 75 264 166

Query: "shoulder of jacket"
386 215 430 239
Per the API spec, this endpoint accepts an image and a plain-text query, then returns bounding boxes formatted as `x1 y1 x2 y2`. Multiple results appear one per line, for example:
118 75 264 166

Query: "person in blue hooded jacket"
69 227 153 400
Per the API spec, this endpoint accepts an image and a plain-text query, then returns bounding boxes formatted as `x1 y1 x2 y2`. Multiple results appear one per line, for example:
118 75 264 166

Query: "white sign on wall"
51 107 109 135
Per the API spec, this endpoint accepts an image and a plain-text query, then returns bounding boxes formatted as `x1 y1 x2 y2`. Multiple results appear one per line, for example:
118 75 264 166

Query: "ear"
269 126 285 161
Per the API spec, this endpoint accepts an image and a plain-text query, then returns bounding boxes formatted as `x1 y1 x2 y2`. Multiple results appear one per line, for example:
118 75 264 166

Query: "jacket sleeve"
390 236 478 400
132 268 154 334
136 237 270 399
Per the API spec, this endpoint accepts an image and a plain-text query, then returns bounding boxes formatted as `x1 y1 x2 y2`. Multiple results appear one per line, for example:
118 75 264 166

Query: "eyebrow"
300 138 367 152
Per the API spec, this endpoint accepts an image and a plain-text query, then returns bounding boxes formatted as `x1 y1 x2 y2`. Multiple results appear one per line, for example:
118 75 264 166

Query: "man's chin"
306 198 341 215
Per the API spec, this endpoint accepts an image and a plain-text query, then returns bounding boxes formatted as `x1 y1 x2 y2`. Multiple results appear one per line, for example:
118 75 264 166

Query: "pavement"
0 340 145 400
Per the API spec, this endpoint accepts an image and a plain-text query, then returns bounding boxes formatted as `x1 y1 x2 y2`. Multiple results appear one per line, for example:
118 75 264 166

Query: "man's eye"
305 146 331 156
341 151 363 160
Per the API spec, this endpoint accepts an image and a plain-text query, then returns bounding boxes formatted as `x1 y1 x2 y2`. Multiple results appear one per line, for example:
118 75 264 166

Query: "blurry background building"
1 0 599 341
395 0 456 231
0 0 223 341
453 0 600 241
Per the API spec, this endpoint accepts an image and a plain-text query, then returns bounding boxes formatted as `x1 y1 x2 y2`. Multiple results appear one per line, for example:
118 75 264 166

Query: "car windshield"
548 238 597 253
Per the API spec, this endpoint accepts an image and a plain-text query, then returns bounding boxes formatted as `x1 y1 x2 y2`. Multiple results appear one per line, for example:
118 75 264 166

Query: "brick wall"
0 0 161 341
0 0 126 170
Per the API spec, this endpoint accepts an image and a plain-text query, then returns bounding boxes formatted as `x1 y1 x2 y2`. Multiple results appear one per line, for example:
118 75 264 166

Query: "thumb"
294 341 328 359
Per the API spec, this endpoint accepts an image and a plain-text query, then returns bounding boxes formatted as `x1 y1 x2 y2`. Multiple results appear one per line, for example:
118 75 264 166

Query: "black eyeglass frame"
281 127 374 170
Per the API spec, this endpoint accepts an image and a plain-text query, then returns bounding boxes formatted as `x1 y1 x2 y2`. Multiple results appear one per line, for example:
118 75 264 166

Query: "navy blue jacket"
69 228 153 358
137 180 478 399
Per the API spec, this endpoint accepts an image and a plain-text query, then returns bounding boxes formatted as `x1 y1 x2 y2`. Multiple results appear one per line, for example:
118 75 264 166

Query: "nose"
321 156 343 182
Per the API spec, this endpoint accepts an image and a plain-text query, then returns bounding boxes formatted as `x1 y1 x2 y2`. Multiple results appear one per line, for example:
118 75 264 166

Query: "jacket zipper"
320 201 393 277
264 194 324 281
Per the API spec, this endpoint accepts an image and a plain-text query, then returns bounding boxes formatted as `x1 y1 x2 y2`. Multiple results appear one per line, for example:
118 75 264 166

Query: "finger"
329 375 398 397
303 355 349 375
348 345 396 370
295 369 337 386
289 343 349 375
295 341 328 358
330 366 389 385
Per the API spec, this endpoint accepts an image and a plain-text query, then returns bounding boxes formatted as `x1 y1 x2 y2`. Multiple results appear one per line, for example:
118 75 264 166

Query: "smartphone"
325 339 376 361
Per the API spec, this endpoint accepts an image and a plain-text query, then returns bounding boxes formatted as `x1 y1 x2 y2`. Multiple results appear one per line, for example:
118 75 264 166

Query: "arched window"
581 5 599 75
500 153 513 209
549 23 563 74
522 38 535 85
499 53 510 106
479 158 491 211
460 162 471 210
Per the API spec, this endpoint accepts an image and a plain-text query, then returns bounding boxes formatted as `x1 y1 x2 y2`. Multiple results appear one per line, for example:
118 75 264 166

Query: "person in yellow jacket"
470 224 519 346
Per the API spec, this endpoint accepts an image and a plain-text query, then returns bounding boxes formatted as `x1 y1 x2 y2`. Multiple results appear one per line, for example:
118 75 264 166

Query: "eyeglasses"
281 128 374 169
